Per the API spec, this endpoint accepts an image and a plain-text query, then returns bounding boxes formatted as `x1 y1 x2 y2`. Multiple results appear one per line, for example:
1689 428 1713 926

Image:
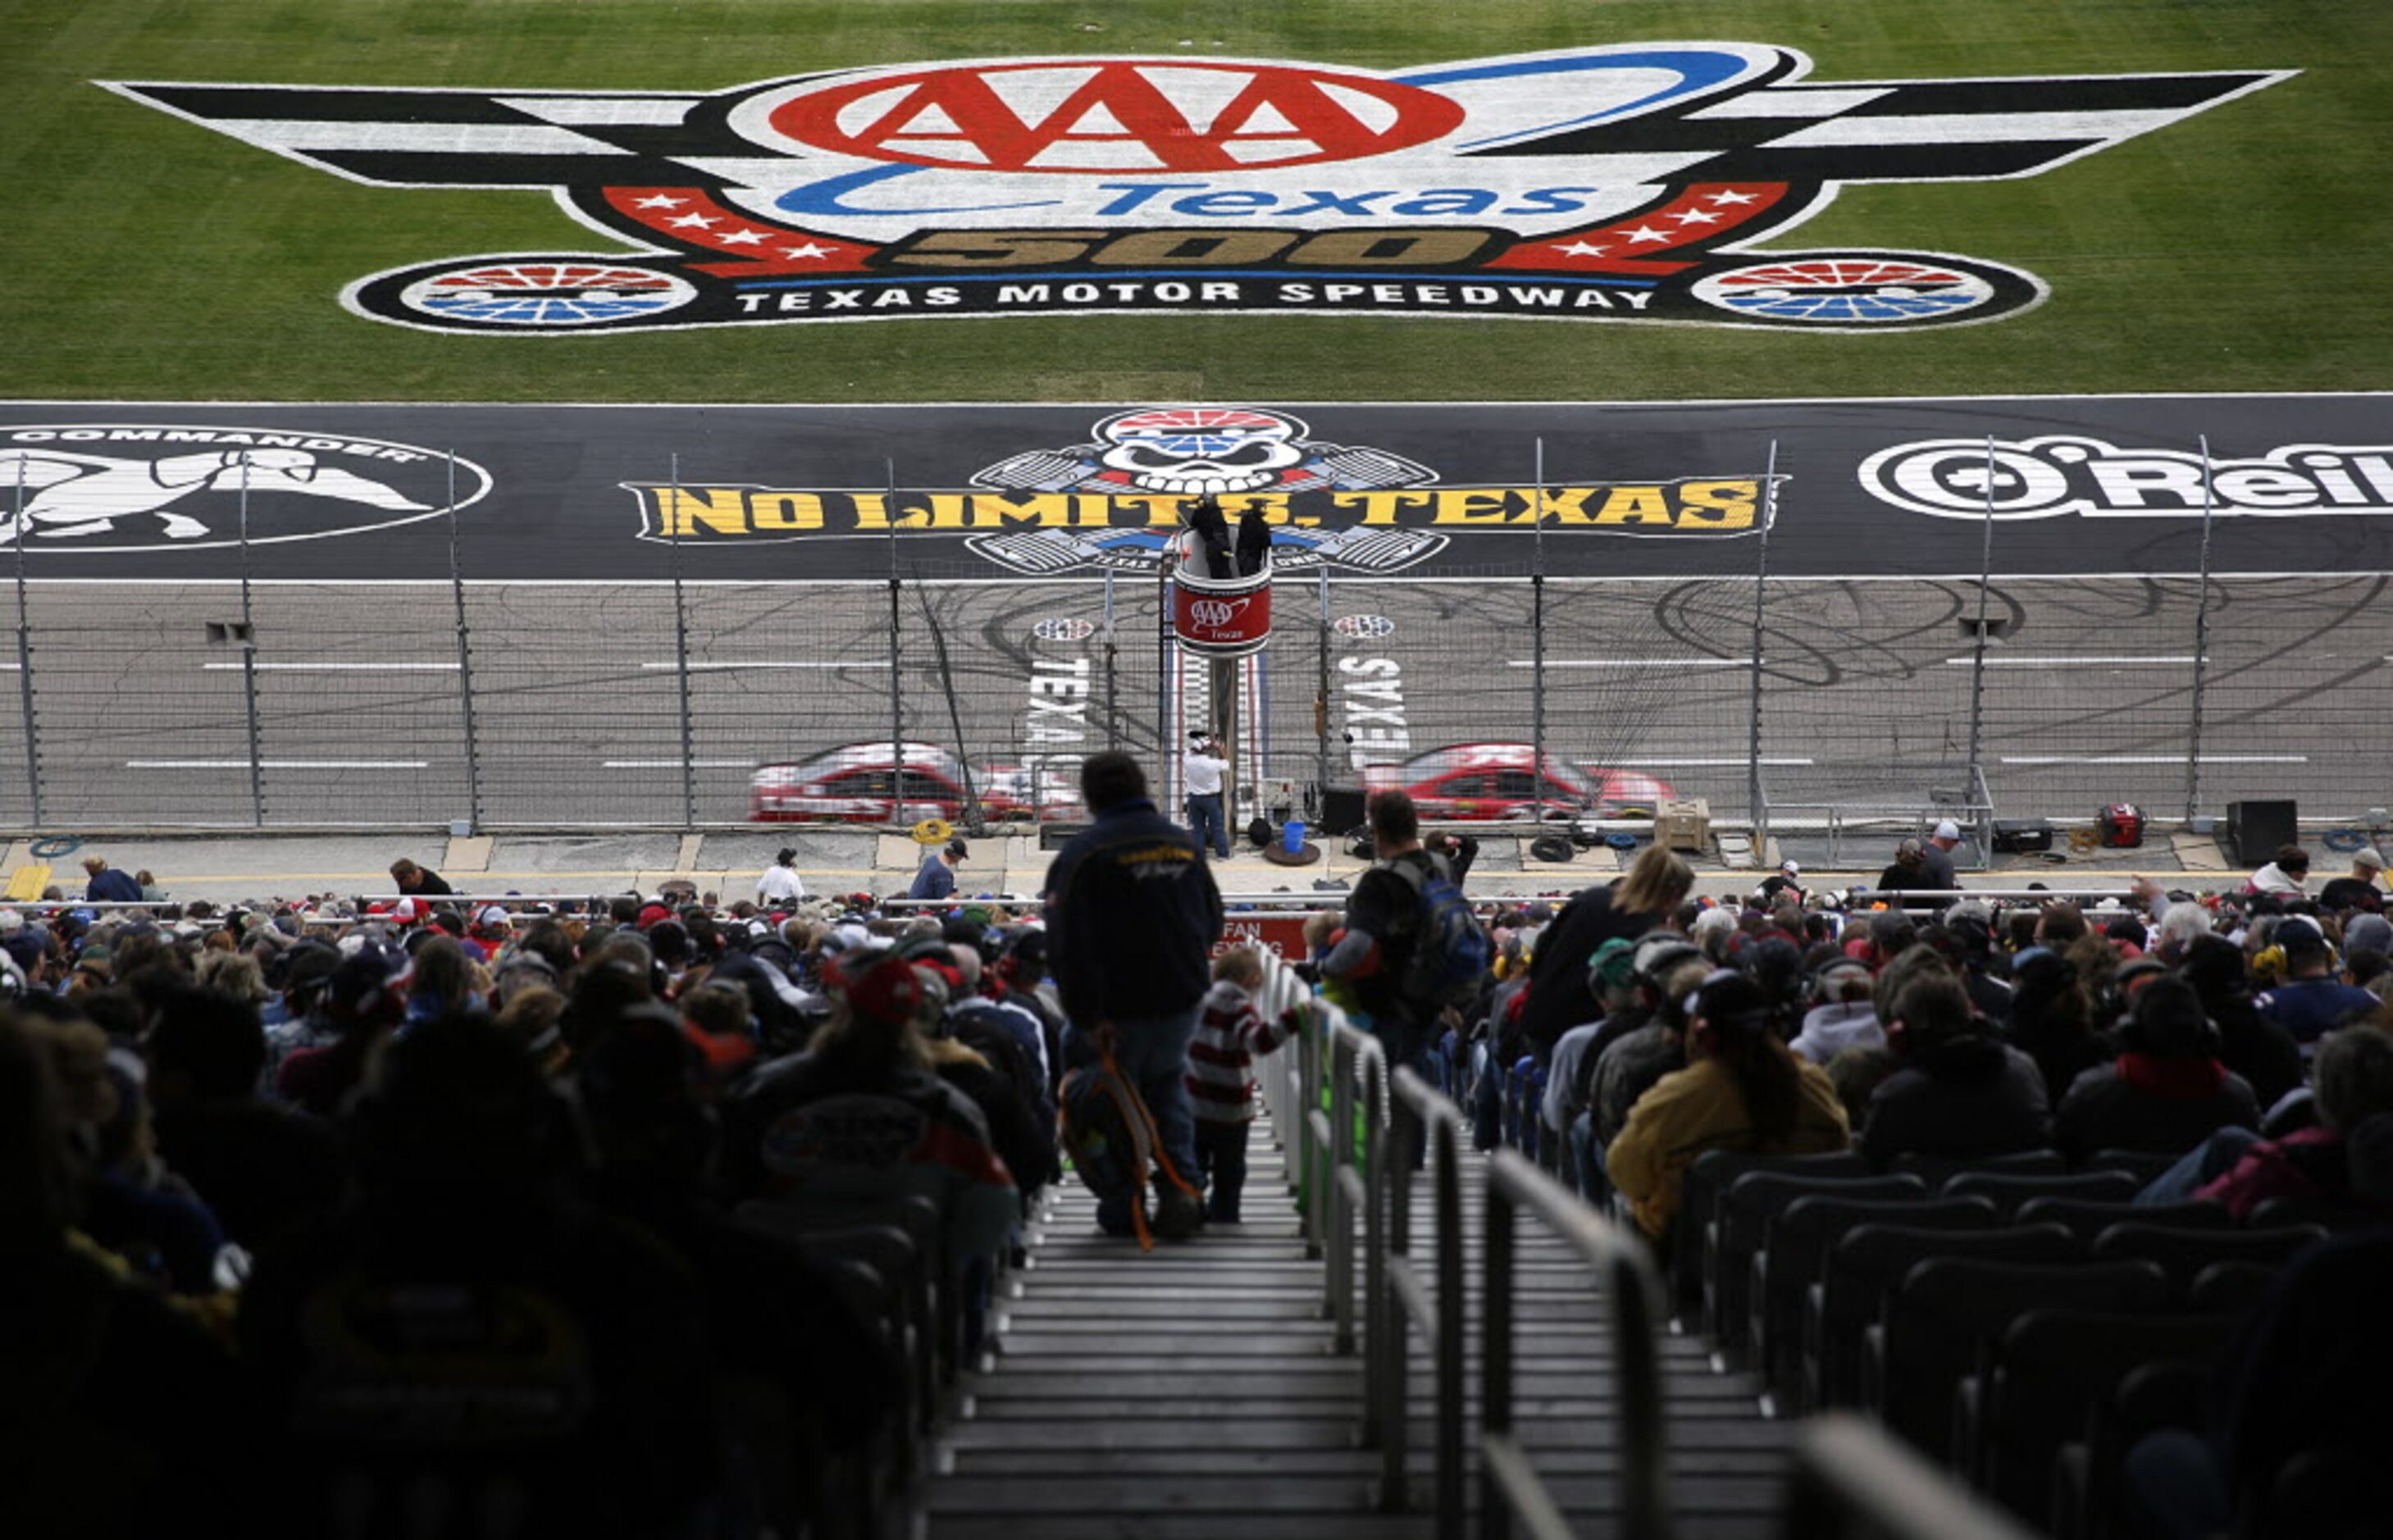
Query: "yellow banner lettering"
1593 485 1675 526
654 487 747 536
749 492 823 531
1433 489 1520 526
1675 481 1759 529
1333 490 1434 526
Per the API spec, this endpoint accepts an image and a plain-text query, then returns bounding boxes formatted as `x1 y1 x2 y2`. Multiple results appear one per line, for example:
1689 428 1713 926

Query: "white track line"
1999 754 2309 765
124 759 431 769
639 660 891 670
1507 658 1757 667
599 759 754 768
1940 656 2204 667
198 661 458 671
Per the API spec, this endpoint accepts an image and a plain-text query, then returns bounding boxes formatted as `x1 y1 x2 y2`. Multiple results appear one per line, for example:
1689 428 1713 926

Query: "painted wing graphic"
99 80 772 187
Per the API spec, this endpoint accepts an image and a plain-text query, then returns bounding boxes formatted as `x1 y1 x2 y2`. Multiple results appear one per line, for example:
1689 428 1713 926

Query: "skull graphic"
1092 408 1307 495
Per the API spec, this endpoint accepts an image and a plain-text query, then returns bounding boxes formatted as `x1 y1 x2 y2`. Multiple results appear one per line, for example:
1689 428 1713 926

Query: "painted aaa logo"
107 46 2286 334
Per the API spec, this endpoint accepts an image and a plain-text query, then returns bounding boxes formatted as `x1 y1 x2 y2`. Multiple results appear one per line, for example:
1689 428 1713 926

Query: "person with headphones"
1604 970 1849 1237
2053 973 2260 1161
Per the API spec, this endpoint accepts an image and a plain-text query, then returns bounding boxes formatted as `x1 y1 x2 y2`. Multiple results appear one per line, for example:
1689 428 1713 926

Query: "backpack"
949 1000 1053 1130
1057 1044 1198 1251
1390 853 1492 1012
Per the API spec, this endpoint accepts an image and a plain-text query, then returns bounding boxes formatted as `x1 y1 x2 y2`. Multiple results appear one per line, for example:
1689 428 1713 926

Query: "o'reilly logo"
1858 435 2393 521
1 425 491 551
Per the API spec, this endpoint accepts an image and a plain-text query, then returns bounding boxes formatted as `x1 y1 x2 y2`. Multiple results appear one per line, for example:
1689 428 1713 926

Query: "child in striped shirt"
1187 945 1306 1223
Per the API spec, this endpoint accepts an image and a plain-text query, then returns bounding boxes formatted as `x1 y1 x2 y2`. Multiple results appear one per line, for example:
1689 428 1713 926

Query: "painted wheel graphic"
1690 255 1999 325
395 259 700 328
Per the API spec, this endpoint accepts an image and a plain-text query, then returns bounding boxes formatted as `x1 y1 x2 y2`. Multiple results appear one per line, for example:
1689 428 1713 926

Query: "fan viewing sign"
104 43 2286 335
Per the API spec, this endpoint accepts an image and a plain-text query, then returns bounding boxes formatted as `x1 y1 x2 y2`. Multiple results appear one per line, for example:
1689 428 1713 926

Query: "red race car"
750 741 1022 825
1361 743 1673 821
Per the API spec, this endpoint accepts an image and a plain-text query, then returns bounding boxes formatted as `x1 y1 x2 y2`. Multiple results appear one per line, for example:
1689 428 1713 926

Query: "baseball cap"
1780 859 1799 876
2357 847 2386 872
1933 820 1962 841
946 837 969 859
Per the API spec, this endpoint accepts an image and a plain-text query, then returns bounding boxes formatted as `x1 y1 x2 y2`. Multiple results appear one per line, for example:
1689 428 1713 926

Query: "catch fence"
6 440 2385 834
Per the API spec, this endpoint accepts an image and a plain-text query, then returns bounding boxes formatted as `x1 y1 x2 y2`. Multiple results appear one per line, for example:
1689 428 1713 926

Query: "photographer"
1182 731 1232 861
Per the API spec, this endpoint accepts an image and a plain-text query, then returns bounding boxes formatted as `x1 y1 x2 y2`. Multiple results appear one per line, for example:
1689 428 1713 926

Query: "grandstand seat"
1971 1309 2235 1519
2012 1196 2231 1246
2189 1259 2281 1314
2090 1221 2329 1301
2249 1192 2393 1232
2261 1448 2393 1539
1944 1169 2140 1216
1759 1194 1997 1415
1891 1148 2066 1187
2051 1360 2208 1540
1871 1258 2169 1456
1813 1223 2081 1412
1672 1146 1871 1324
2081 1147 2181 1185
1712 1172 1926 1369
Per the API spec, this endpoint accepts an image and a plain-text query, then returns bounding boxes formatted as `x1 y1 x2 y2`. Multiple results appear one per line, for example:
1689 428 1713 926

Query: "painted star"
781 242 834 260
1622 225 1671 244
1705 189 1761 206
1554 240 1611 257
718 228 768 246
1669 208 1724 226
633 194 687 209
665 212 718 230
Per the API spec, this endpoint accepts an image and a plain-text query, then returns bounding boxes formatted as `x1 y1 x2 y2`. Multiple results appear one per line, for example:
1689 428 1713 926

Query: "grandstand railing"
1254 948 1671 1538
1781 1414 2044 1540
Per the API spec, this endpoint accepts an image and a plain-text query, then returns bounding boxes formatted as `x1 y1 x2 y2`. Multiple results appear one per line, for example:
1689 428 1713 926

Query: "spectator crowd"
4 787 2389 1536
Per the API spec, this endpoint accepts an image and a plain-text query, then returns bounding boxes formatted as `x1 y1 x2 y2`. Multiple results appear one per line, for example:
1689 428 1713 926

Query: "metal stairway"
914 1095 1796 1539
918 1109 1431 1538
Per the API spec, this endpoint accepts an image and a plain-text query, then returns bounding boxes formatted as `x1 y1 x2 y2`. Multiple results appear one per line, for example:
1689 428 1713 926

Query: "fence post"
1966 436 1998 774
1746 440 1779 834
444 453 485 833
1531 435 1547 823
887 459 905 820
668 453 697 830
9 461 42 827
1102 568 1119 753
236 455 267 828
2184 434 2218 824
1315 563 1331 818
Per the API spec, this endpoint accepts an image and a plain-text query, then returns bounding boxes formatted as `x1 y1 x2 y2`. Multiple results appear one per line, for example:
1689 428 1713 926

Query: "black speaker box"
1993 818 2053 854
2225 800 2298 866
1320 785 1369 836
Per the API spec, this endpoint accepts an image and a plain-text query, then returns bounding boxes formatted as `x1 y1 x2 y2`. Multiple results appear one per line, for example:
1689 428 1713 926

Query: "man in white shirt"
1182 731 1232 860
755 846 805 907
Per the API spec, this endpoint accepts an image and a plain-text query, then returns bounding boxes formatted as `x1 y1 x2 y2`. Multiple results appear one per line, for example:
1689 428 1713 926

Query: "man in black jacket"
1044 750 1224 1237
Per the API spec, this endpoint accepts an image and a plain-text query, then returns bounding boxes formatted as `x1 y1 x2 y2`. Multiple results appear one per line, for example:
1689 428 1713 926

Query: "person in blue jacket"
81 856 144 904
908 837 965 902
1044 750 1224 1238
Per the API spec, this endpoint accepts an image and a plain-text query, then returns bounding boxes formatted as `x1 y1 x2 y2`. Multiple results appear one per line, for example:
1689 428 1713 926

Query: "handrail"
1481 1148 1672 1540
1781 1414 2044 1540
1383 1065 1469 1531
1253 948 1675 1539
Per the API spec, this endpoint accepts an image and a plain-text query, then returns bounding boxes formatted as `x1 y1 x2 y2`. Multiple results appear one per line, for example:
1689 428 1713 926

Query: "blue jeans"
1570 1110 1608 1203
1196 1120 1251 1222
1185 792 1230 859
1066 1005 1204 1232
2136 1126 2263 1205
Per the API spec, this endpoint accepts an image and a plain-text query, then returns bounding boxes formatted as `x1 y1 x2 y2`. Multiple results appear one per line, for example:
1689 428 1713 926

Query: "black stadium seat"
1711 1171 1926 1369
2190 1259 2283 1314
2081 1147 2181 1185
1814 1223 2081 1412
2012 1196 2232 1245
1873 1258 2170 1456
1891 1148 2067 1187
1944 1169 2140 1216
1671 1146 1870 1323
2091 1221 2329 1300
1758 1194 1997 1415
1971 1309 2236 1519
2053 1360 2209 1540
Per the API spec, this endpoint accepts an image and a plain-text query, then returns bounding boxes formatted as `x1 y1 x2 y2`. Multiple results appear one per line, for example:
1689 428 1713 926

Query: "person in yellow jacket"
1607 971 1851 1237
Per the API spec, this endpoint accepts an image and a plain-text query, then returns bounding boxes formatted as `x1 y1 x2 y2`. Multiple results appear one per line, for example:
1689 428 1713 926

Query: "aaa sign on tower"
108 43 2284 334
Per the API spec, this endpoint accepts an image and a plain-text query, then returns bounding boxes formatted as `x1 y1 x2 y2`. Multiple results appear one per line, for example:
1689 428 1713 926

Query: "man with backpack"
1045 750 1224 1240
1320 791 1488 1073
